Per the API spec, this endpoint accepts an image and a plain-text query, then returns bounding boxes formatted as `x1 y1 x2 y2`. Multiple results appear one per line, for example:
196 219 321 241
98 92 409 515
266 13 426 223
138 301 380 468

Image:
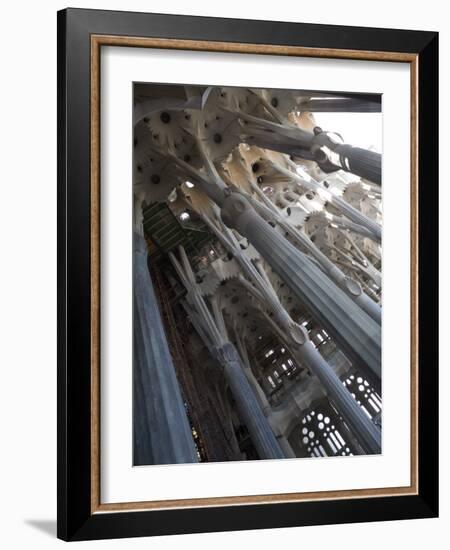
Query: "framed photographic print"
57 8 439 541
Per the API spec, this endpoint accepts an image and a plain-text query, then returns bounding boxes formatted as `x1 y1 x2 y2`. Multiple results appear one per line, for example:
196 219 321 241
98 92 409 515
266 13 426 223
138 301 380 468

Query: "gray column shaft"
277 436 297 458
289 225 382 324
237 110 381 186
278 164 381 242
336 144 382 186
215 343 285 460
221 194 381 383
332 215 380 241
249 187 381 324
354 292 382 325
295 341 381 454
331 195 381 241
133 233 198 465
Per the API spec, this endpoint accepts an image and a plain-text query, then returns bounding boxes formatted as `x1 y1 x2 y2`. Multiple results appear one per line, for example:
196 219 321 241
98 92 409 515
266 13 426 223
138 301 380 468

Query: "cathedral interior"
132 83 382 466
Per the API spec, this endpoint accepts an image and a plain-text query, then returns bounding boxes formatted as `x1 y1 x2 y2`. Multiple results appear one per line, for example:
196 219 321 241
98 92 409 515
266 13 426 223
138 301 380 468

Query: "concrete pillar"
261 320 381 454
277 435 297 458
249 188 381 324
214 343 285 460
170 247 285 461
221 192 381 384
334 144 382 186
133 233 198 465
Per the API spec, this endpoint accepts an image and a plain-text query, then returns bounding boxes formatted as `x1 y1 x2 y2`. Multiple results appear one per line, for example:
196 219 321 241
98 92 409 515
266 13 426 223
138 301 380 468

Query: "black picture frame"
57 7 438 541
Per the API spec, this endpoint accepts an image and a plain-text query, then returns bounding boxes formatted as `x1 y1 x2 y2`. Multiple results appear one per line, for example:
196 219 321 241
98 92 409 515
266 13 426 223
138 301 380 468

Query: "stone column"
334 144 381 186
133 233 198 465
283 165 382 242
277 435 297 458
214 343 285 460
291 329 381 454
221 192 381 384
331 194 381 241
262 314 381 454
237 114 382 186
249 188 381 324
228 241 381 453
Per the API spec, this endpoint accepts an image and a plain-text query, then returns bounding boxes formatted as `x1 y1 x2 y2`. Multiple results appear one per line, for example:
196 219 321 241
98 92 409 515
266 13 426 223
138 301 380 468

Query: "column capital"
220 192 252 230
288 322 308 346
133 231 148 256
344 277 362 297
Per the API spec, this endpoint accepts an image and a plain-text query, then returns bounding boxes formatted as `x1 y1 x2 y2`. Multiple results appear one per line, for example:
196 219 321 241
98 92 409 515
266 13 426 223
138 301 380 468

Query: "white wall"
0 1 447 548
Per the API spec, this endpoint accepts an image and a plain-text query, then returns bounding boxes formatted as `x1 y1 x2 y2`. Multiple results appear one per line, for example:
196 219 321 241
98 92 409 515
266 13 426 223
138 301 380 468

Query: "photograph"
132 83 383 466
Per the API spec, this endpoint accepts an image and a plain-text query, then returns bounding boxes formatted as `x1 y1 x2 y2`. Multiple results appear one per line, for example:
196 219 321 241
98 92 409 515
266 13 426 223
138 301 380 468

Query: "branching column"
236 275 381 453
220 192 382 385
214 343 287 459
248 184 382 324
